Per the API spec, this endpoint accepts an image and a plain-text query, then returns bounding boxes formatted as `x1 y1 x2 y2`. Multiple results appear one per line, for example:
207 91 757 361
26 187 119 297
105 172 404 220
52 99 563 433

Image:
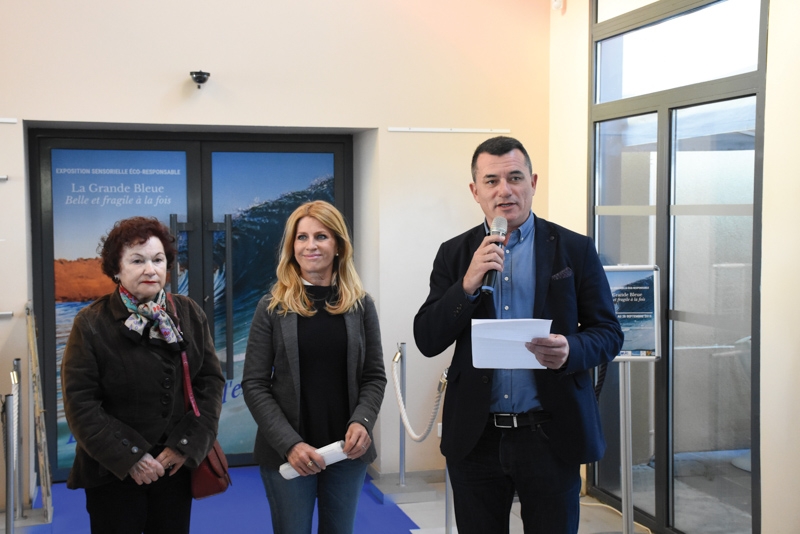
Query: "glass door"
669 97 754 534
590 0 764 530
592 96 756 533
32 132 351 480
197 146 338 458
48 145 192 478
594 113 659 518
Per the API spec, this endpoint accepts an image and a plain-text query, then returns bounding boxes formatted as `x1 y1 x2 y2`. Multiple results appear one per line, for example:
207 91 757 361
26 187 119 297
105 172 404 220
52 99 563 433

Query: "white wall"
0 0 551 505
760 0 800 531
548 0 590 234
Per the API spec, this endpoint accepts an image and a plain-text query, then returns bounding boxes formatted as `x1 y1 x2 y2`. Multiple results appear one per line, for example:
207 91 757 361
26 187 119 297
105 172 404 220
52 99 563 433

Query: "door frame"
27 125 354 481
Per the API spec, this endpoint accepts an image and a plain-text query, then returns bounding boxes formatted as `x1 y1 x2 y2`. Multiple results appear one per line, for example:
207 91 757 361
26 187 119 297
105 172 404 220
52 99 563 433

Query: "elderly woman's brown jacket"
61 291 224 489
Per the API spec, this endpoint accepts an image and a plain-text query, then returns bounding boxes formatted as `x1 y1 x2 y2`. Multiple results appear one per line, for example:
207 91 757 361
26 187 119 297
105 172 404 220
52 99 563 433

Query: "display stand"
27 304 53 525
605 265 661 534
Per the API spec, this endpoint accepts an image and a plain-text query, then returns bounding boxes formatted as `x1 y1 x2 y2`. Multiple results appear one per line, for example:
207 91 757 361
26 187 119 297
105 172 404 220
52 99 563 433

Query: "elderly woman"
243 200 386 534
61 216 224 534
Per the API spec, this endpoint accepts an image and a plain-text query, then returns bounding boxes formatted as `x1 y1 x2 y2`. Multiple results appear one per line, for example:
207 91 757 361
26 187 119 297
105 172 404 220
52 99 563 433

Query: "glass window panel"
597 114 657 206
672 215 753 327
596 215 656 266
597 0 760 103
671 96 754 533
597 0 658 23
673 98 756 205
596 113 658 266
672 322 752 534
594 112 658 512
596 360 657 516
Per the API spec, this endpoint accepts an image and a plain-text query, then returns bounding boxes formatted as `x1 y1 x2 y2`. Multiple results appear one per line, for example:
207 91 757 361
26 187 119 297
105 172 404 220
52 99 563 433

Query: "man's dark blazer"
414 214 623 466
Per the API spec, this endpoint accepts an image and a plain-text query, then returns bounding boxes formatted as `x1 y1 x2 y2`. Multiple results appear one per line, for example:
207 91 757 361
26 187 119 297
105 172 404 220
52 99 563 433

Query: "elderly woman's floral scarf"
119 286 184 352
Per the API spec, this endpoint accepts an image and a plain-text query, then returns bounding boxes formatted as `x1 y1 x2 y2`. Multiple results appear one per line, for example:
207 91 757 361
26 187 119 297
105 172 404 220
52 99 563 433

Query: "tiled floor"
4 450 749 533
396 482 653 534
394 449 752 534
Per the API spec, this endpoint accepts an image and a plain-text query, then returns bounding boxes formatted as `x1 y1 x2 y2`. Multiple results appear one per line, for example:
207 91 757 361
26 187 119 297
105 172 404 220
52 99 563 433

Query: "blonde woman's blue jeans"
260 459 368 534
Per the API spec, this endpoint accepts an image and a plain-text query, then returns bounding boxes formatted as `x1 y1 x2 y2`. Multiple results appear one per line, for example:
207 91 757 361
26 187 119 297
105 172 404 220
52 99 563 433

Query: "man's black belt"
490 411 551 429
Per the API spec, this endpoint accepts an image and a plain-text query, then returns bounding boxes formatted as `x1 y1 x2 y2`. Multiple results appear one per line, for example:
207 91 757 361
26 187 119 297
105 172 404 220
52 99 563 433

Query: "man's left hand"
525 334 569 369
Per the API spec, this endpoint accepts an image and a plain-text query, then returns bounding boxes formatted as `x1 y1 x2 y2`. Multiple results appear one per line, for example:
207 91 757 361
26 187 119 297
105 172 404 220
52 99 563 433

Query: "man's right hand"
462 234 506 295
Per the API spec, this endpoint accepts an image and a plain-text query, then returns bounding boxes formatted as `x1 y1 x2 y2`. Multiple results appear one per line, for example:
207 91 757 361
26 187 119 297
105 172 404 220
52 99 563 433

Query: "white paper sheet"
279 441 347 480
471 318 552 369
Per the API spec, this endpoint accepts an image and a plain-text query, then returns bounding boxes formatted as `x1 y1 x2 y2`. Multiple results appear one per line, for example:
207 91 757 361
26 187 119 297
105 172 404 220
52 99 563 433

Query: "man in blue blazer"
414 136 622 533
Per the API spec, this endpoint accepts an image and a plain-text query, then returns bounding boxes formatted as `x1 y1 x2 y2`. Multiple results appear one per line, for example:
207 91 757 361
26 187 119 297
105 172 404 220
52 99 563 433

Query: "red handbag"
168 293 232 499
181 348 231 499
190 446 229 498
192 444 230 498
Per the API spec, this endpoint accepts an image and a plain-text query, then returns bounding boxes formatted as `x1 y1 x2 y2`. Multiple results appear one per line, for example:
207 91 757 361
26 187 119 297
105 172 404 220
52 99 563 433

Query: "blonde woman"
243 201 386 534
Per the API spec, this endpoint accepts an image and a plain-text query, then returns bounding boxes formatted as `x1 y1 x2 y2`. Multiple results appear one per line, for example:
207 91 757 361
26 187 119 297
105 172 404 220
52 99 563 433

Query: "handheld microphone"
480 216 507 295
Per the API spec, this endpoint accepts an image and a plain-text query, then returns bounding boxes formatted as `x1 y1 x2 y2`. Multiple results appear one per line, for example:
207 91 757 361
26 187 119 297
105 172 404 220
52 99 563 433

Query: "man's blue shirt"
487 213 541 413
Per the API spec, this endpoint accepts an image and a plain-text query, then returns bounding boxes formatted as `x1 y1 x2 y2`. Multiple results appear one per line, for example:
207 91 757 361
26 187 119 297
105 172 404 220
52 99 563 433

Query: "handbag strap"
166 293 201 418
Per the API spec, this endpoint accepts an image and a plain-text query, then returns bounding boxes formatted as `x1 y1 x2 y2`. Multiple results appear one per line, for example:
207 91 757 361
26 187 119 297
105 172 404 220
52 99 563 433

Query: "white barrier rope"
391 350 447 442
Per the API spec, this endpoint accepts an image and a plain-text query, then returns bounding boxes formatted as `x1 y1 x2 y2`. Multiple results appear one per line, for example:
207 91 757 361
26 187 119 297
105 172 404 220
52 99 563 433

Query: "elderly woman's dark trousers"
84 467 192 534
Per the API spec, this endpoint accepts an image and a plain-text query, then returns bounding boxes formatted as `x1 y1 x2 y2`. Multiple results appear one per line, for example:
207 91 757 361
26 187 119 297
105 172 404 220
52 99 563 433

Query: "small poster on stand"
604 265 660 361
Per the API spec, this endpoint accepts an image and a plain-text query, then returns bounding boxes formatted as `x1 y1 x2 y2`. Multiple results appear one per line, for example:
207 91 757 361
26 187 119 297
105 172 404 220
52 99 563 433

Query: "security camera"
190 71 210 88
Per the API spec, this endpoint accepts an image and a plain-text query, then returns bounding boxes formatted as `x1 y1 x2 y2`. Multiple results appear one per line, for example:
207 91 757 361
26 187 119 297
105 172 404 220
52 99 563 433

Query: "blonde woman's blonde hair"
268 200 365 317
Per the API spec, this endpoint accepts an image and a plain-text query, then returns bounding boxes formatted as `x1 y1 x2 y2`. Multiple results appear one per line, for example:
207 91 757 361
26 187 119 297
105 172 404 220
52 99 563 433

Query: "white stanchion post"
398 342 406 487
619 361 635 534
5 393 16 533
13 359 23 520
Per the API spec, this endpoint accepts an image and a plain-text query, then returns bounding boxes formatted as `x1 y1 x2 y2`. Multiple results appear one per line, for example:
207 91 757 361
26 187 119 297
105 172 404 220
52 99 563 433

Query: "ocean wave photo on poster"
611 275 656 353
207 176 335 356
55 176 335 464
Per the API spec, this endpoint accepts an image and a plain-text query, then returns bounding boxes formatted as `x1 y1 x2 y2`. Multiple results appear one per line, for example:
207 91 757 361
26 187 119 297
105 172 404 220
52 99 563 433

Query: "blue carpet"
27 466 418 533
